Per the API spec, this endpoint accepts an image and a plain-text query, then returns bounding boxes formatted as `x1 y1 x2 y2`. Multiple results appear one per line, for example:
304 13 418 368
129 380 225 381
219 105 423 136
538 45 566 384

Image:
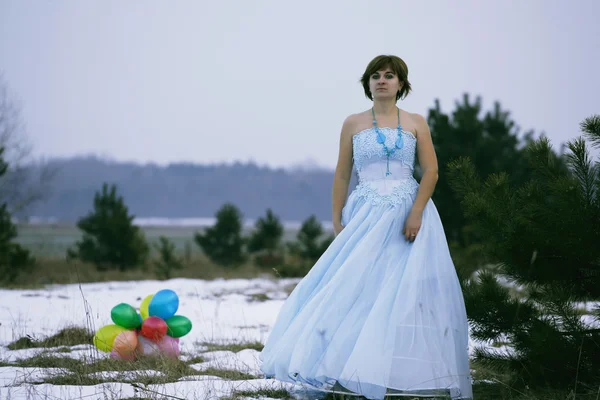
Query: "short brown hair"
360 55 412 101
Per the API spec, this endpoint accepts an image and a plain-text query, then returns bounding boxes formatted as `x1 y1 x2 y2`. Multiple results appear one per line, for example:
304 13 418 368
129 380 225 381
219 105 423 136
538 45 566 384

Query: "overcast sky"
1 0 599 169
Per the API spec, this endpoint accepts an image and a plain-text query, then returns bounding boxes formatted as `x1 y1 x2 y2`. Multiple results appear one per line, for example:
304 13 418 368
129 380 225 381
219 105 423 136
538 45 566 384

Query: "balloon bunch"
93 289 192 361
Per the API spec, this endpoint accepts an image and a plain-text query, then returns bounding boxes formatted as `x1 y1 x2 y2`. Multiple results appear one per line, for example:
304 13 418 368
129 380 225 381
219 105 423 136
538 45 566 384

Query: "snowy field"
0 278 302 400
1 278 598 399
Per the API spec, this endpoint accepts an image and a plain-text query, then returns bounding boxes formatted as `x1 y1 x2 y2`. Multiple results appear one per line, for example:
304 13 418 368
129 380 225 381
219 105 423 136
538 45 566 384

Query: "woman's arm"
411 114 439 212
403 114 439 241
332 116 355 235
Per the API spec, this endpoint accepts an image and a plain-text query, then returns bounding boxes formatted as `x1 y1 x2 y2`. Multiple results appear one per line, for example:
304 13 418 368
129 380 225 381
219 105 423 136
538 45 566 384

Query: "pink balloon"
157 336 180 359
136 335 161 356
110 348 122 360
136 335 180 358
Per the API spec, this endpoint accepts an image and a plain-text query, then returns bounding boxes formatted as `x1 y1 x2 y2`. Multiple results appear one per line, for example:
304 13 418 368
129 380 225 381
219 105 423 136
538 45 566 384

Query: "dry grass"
7 351 258 387
15 353 82 370
222 388 293 400
120 398 153 400
317 384 600 400
5 257 277 289
10 222 305 289
470 360 600 400
7 326 93 350
185 355 206 364
246 292 270 302
472 383 600 400
197 341 264 353
471 360 513 385
5 336 599 400
2 325 265 394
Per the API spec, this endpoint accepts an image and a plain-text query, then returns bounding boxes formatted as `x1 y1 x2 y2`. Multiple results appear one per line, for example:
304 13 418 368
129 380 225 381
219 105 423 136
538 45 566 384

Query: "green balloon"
166 315 192 338
111 303 142 329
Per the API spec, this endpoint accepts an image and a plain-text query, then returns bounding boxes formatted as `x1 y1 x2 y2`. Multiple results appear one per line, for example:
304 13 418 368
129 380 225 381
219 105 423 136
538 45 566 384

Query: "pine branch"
525 137 565 181
566 137 597 208
534 286 587 335
446 156 481 199
464 270 537 341
480 172 514 229
580 115 600 149
473 346 517 376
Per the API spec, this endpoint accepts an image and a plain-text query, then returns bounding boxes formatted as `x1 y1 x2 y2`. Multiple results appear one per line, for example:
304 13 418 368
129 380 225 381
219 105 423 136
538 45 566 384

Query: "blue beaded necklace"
372 107 404 176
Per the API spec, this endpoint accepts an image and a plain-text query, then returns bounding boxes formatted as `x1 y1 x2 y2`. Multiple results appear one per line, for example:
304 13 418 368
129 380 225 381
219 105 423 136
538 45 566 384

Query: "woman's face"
369 67 402 100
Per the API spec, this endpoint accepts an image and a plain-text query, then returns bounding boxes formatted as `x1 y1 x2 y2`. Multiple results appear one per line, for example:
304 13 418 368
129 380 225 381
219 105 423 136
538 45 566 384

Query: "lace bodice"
350 127 419 208
352 127 417 173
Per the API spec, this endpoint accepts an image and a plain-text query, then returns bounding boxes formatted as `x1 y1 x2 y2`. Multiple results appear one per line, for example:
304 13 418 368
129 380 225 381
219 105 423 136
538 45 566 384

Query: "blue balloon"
148 289 179 320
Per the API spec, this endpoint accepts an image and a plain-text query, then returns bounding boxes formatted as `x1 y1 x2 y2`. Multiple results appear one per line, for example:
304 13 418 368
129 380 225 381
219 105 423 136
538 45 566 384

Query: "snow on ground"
0 277 299 349
0 367 65 386
0 277 598 399
0 278 307 399
0 377 296 400
191 349 263 375
0 344 103 364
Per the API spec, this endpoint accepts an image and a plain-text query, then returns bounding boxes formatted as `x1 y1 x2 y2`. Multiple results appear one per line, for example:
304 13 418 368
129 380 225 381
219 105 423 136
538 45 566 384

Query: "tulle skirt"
259 185 473 399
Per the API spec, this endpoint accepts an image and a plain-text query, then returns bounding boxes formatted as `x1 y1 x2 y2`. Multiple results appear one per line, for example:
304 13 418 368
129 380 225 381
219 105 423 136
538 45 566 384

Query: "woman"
259 55 472 400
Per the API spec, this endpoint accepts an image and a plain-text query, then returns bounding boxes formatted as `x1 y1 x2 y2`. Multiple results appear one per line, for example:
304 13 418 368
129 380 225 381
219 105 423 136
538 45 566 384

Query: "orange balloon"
112 330 138 360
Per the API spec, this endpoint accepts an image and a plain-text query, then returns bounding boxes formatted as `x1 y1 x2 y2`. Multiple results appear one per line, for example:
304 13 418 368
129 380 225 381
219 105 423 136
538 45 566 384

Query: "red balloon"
140 316 168 341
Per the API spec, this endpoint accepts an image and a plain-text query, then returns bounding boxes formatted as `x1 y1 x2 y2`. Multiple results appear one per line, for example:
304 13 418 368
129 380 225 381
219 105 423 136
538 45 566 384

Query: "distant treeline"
21 157 355 223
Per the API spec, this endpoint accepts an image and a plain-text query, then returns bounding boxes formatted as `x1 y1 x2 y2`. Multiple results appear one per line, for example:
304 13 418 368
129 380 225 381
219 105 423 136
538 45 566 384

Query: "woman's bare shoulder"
344 110 371 125
342 110 372 138
402 109 428 138
403 109 427 124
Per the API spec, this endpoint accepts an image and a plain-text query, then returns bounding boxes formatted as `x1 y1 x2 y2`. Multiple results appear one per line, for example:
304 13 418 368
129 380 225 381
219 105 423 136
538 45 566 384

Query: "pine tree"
280 215 334 277
427 95 537 245
447 115 600 389
67 183 149 271
0 146 35 283
153 236 184 280
288 215 333 262
247 208 284 267
194 203 246 267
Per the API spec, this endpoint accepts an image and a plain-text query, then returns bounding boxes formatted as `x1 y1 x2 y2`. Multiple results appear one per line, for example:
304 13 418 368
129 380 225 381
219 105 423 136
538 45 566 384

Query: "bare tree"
0 74 56 215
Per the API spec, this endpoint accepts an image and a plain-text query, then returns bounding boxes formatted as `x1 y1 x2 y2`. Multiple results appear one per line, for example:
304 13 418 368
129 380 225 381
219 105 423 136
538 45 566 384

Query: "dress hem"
263 371 472 400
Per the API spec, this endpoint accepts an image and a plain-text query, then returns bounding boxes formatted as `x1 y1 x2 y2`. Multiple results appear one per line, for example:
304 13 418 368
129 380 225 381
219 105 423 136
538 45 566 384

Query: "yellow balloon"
140 294 154 320
93 324 127 352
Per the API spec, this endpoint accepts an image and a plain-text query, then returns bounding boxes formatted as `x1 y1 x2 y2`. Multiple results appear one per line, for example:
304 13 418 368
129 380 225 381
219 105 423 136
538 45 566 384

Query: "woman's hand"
403 209 423 242
333 221 345 237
